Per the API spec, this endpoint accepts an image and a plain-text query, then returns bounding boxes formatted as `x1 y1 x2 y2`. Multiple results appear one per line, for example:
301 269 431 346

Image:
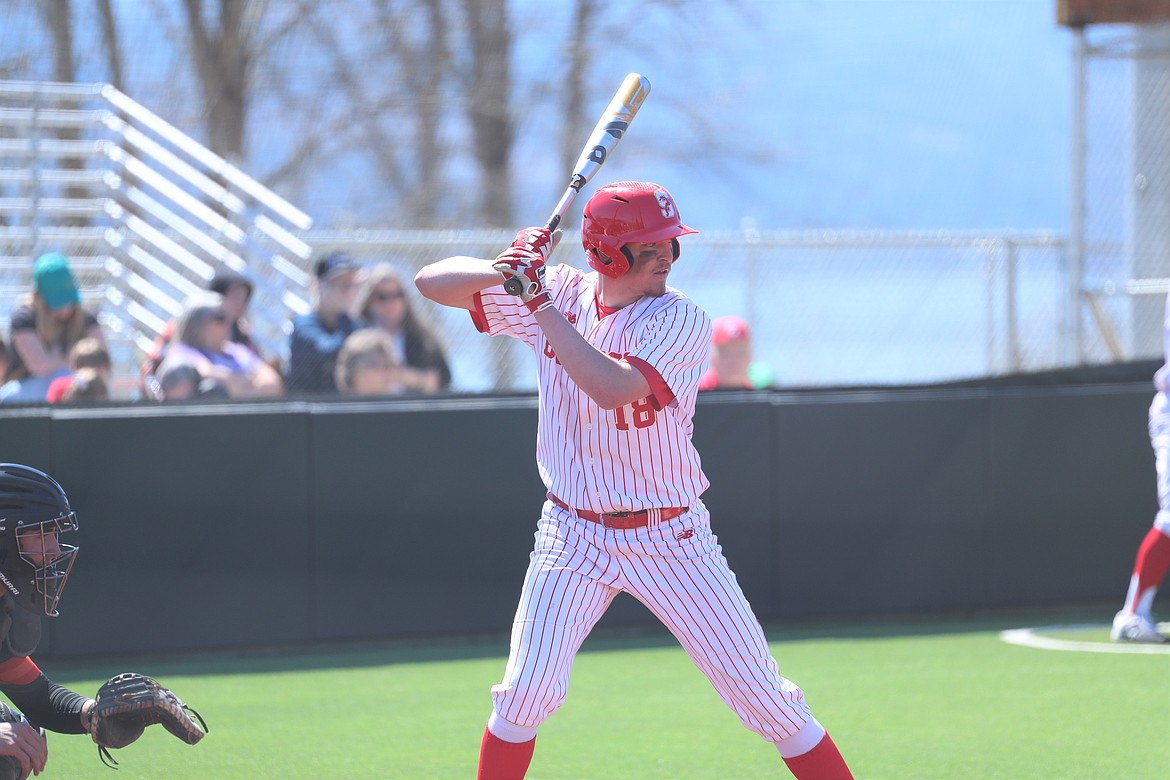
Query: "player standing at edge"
1111 287 1170 643
415 181 854 779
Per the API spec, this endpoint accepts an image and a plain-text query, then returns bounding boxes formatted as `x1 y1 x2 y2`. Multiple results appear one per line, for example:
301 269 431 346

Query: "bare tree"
460 0 513 227
181 0 265 162
43 0 76 82
96 0 124 91
39 0 92 227
397 0 451 225
561 0 595 182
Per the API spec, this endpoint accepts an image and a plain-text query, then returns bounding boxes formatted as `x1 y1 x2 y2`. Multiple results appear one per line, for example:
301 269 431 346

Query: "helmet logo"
655 190 675 219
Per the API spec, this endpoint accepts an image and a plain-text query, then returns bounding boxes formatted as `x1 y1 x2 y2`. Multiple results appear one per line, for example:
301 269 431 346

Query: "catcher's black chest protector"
0 594 41 658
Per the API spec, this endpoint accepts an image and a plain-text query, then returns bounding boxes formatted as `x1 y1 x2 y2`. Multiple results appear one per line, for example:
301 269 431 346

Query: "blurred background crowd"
0 248 454 403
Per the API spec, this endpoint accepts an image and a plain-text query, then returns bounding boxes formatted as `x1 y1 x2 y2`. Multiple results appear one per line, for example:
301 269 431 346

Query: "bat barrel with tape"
503 73 651 297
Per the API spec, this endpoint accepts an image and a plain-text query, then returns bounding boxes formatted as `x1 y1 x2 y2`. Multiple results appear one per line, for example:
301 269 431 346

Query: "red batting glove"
493 246 553 313
511 227 555 261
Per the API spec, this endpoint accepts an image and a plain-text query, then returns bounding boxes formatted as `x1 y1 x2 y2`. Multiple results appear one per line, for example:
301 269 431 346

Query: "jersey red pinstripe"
473 263 711 512
471 260 820 748
450 192 852 777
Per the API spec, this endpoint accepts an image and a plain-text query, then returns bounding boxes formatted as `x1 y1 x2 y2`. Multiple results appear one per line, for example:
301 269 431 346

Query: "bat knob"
503 277 523 296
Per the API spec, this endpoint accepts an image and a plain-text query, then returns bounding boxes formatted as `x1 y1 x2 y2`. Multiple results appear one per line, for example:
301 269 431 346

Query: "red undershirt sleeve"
470 291 490 333
0 657 41 686
626 356 675 409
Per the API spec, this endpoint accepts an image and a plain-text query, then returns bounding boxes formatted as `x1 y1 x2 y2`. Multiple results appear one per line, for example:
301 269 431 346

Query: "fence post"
1069 26 1087 365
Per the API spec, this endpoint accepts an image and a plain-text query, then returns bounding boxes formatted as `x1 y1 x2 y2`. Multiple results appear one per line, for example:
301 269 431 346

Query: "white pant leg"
491 509 620 729
618 506 813 743
1151 393 1170 533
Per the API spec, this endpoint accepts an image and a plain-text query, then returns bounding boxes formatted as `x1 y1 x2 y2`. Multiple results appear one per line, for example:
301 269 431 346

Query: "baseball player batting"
415 181 854 779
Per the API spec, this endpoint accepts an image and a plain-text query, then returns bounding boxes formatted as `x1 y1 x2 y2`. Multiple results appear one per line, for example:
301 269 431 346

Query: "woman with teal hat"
2 253 105 403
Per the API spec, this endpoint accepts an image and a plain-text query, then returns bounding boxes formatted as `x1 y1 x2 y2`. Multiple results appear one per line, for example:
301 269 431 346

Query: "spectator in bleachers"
698 315 775 391
1 253 105 404
140 269 264 397
354 262 451 392
157 292 283 400
286 252 363 395
57 367 108 404
155 362 200 402
153 362 230 403
209 269 262 358
45 337 112 404
334 328 404 396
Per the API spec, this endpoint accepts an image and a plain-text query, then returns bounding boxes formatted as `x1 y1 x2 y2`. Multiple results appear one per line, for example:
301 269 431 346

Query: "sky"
2 0 1078 233
599 0 1076 232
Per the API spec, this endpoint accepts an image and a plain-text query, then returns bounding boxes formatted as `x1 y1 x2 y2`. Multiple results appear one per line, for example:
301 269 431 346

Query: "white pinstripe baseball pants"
490 499 813 743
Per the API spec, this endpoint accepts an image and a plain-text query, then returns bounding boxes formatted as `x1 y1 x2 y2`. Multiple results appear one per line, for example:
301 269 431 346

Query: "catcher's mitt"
88 673 208 768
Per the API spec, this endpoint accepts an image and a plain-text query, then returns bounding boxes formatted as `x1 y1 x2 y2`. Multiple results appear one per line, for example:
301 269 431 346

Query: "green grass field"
34 609 1170 779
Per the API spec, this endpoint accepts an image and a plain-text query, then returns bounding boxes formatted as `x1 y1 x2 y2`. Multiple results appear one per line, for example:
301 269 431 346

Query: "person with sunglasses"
354 263 451 392
156 292 283 400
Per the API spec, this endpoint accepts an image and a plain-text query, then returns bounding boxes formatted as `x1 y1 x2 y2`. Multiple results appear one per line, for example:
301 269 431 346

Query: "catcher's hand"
88 673 208 768
0 703 45 780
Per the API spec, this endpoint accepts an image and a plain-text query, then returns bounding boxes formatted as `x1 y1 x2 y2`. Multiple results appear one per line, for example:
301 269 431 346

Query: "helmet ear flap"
588 246 631 278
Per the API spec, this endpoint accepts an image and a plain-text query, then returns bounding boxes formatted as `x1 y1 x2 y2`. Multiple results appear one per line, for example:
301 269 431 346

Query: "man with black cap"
286 252 363 395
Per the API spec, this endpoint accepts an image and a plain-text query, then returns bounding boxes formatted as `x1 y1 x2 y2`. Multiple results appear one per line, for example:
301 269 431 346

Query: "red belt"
548 494 688 530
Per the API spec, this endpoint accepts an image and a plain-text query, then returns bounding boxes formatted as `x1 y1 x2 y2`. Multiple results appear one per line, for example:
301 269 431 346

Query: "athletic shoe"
1111 611 1169 643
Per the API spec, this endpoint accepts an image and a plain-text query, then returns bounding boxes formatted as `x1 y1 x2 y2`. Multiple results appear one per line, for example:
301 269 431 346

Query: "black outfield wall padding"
0 381 1153 659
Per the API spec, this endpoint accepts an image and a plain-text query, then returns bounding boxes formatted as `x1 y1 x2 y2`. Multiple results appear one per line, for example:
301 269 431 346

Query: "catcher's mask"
581 181 697 278
0 464 79 617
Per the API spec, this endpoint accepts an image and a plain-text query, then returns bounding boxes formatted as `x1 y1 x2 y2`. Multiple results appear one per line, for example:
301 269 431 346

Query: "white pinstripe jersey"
1156 289 1170 393
472 263 712 513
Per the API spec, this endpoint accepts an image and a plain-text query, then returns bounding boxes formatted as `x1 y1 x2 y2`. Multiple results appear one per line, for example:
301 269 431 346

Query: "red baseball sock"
1125 527 1170 614
476 726 536 780
782 732 854 780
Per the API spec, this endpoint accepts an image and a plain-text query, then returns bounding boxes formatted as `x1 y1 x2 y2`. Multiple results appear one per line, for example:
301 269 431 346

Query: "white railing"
0 80 313 396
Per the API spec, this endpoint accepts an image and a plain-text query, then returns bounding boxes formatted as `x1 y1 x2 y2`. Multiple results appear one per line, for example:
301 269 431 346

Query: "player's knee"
490 684 566 730
1155 510 1170 534
487 710 539 743
773 717 826 758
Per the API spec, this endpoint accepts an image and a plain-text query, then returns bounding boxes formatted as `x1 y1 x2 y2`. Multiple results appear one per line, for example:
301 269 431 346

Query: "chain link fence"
1075 24 1170 366
0 224 1081 397
315 23 1170 395
306 229 1072 393
275 19 1170 396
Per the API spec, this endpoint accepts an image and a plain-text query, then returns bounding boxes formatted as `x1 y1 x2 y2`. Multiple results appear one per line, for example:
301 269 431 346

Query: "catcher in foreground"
0 464 207 777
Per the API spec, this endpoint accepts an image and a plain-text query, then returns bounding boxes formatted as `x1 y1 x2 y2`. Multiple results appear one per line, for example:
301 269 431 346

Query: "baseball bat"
503 72 652 295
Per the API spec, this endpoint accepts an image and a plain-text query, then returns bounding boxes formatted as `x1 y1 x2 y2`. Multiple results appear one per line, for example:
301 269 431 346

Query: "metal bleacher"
0 80 314 398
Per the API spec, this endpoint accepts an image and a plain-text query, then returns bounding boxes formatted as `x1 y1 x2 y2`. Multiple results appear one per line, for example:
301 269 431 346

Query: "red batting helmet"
581 181 698 278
